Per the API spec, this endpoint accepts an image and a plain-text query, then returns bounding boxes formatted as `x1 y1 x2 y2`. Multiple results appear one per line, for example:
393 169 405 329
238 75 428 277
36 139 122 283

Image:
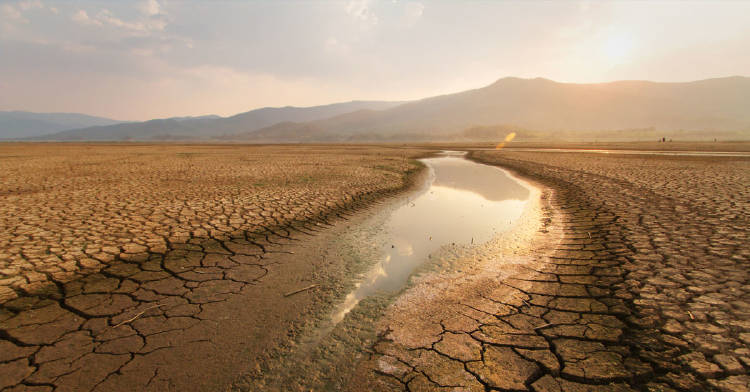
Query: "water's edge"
241 152 541 390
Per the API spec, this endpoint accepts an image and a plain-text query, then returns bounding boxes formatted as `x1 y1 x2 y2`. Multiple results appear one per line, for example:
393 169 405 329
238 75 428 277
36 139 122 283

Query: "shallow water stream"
332 151 530 323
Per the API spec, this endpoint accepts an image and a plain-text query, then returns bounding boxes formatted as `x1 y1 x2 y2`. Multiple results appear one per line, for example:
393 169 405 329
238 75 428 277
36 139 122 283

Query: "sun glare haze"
1 0 749 120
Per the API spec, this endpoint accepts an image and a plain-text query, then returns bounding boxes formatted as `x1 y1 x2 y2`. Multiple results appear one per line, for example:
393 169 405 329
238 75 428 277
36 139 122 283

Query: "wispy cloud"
0 3 25 22
71 9 101 26
70 1 167 35
1 0 49 24
2 1 749 120
347 0 378 27
403 1 424 26
1 0 57 35
97 8 165 33
139 0 162 17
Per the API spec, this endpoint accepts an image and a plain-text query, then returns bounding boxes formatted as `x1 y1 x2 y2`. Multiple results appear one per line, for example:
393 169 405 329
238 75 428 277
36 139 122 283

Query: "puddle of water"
331 152 530 323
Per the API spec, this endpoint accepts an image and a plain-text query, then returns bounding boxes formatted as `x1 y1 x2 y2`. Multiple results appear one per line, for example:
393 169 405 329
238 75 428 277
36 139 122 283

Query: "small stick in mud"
112 304 164 328
284 284 318 297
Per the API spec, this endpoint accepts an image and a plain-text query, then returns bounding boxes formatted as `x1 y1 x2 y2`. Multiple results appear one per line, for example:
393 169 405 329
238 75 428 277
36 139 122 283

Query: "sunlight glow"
603 31 635 65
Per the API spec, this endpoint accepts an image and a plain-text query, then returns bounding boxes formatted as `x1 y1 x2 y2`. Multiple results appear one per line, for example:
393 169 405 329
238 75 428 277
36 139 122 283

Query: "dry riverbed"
0 143 429 391
346 148 749 391
1 143 748 392
235 152 535 391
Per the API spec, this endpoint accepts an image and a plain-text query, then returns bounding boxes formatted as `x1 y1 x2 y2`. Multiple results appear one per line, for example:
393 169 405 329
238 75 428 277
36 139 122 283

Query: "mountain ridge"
18 76 750 142
231 75 750 142
0 111 123 139
34 100 401 141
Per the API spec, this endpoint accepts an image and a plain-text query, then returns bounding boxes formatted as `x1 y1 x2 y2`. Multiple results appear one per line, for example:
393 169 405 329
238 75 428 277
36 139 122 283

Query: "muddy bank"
463 151 750 391
231 167 433 392
346 165 554 391
338 149 749 391
240 153 540 390
0 145 433 392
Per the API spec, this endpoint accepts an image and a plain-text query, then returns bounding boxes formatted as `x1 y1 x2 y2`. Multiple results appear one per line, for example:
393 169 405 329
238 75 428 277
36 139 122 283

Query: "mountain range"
5 76 750 142
233 76 750 142
0 111 122 139
24 101 400 141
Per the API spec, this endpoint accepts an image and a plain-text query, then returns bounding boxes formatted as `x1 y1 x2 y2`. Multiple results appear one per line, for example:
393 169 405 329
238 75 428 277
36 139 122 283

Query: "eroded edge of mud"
237 156 549 391
229 159 434 391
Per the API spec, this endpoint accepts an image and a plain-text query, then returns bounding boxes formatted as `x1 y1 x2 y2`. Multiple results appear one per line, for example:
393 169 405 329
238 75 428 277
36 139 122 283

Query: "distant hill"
20 77 750 142
233 76 750 142
38 101 401 141
0 111 122 139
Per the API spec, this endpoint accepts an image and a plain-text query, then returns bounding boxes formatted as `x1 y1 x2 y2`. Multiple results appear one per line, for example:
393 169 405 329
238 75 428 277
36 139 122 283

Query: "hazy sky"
1 0 749 120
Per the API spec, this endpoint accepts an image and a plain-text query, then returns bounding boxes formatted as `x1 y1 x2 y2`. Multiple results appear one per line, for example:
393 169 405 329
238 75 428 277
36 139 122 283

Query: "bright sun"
603 32 635 65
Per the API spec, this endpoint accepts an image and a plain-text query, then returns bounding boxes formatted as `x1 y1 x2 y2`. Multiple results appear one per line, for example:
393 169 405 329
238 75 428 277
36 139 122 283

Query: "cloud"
71 7 166 35
0 4 25 22
139 0 162 17
346 0 378 27
324 36 350 54
1 0 55 32
97 9 146 31
403 1 423 26
61 41 96 53
2 0 53 20
17 0 43 11
71 10 101 26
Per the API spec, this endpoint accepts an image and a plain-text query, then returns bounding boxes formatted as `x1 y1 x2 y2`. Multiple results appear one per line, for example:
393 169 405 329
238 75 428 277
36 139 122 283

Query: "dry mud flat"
0 143 428 391
351 150 749 391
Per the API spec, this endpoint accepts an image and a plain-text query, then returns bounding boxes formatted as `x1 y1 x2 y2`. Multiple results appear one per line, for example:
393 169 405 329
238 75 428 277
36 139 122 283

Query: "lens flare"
495 132 517 150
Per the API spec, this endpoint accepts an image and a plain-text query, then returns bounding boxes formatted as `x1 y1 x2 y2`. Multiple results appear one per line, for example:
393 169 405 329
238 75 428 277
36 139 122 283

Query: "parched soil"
350 150 749 391
3 144 749 392
0 143 428 392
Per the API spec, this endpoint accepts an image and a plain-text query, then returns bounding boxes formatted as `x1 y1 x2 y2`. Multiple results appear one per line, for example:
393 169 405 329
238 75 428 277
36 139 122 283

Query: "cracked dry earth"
0 143 426 392
350 150 749 392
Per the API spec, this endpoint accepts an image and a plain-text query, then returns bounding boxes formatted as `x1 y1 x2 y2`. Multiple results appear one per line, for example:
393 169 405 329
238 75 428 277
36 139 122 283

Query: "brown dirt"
0 143 431 392
3 143 748 391
348 149 749 391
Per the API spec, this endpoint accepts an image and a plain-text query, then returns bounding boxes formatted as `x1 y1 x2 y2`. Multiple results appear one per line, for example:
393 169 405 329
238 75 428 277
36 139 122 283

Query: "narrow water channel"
332 151 530 323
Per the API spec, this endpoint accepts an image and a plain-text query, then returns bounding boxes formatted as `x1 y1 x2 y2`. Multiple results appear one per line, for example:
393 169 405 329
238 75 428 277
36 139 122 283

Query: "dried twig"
284 284 318 297
112 304 165 328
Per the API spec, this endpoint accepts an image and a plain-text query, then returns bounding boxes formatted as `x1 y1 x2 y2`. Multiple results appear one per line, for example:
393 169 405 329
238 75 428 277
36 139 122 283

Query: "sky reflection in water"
332 154 530 323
